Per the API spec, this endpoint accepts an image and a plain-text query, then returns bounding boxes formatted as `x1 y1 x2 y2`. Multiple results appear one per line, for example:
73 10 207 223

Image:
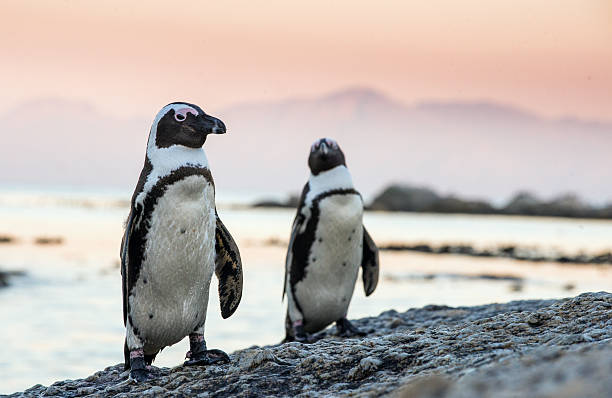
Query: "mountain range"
1 88 611 204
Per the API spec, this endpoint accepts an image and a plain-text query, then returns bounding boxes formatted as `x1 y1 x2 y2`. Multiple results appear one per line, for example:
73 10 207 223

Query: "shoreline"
379 243 612 266
261 237 612 266
6 292 611 397
253 201 612 220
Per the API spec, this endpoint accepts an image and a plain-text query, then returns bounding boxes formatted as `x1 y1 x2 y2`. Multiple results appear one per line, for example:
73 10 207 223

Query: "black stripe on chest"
126 166 214 300
289 188 361 313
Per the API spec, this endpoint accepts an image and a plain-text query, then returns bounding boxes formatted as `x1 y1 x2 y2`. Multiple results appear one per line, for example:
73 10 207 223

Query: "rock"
546 193 591 217
252 194 300 209
0 269 26 288
503 191 543 215
369 184 612 219
0 235 16 244
5 292 612 397
389 340 612 398
426 196 495 214
348 357 382 380
33 236 64 245
369 185 440 212
378 243 612 265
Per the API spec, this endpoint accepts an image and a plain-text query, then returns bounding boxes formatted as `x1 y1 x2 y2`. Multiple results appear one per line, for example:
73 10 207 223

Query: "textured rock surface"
5 292 611 398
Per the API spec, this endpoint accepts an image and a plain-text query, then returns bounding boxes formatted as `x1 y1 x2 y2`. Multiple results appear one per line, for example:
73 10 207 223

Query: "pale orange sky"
0 0 610 120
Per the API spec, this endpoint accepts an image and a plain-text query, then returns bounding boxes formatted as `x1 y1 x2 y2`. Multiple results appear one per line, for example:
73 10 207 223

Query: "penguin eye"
175 113 186 122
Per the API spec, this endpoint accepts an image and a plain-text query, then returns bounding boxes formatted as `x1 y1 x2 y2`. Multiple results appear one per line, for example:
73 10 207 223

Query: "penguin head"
150 102 226 150
308 138 346 175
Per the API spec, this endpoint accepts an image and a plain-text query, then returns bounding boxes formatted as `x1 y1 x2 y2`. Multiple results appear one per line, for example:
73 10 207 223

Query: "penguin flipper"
121 206 138 326
361 227 379 296
214 213 243 319
283 212 304 301
283 183 310 302
121 202 147 326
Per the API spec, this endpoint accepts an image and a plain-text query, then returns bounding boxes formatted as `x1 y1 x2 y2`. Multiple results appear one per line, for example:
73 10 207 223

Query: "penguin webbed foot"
184 348 230 366
129 368 154 382
290 323 317 344
294 333 317 344
336 318 367 338
128 356 154 382
184 335 230 366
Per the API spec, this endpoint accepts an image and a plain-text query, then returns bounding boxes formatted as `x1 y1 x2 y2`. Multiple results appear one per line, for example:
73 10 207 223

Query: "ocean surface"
0 187 611 394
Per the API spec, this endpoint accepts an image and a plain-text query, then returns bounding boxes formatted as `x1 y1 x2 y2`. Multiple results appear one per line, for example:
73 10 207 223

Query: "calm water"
0 188 611 394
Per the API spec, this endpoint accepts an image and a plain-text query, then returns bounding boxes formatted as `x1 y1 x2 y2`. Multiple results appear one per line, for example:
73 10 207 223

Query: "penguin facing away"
120 102 243 381
283 138 379 342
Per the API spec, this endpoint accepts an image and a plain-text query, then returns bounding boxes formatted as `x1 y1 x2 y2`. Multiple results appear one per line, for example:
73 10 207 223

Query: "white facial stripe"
147 104 199 153
325 138 338 149
305 165 354 206
137 104 209 206
174 106 199 122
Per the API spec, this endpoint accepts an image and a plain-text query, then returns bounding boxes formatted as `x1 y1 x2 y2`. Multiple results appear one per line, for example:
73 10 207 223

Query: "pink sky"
0 0 610 120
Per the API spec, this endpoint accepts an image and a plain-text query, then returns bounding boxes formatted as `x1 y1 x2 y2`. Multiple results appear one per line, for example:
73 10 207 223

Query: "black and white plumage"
283 138 379 342
120 102 242 381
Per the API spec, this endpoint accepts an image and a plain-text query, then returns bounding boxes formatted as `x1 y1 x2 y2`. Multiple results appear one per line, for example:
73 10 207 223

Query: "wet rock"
0 235 16 244
5 292 612 397
379 243 612 266
0 269 26 288
33 236 64 245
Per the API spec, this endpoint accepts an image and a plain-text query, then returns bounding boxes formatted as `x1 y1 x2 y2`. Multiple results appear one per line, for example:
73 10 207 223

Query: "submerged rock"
33 236 64 245
0 235 16 244
379 243 612 265
6 292 612 397
0 269 26 288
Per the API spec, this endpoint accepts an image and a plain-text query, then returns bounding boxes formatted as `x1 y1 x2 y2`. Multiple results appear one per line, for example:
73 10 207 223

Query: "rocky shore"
368 185 612 219
380 243 612 266
6 292 611 398
252 185 612 219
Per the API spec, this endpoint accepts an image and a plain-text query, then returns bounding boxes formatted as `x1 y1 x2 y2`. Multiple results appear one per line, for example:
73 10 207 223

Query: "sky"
0 0 610 120
0 1 611 203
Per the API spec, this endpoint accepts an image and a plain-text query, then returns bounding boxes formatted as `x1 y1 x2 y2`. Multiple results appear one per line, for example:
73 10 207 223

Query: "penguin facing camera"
283 138 379 343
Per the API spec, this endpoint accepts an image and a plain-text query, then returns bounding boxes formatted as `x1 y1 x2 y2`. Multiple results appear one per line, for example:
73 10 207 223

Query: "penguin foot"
336 318 367 338
184 349 230 366
286 323 316 344
129 368 154 382
128 355 154 382
293 333 316 344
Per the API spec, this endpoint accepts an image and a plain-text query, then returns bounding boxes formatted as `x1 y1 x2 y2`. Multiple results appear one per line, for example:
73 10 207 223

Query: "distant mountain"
1 90 611 204
214 87 612 203
0 99 149 189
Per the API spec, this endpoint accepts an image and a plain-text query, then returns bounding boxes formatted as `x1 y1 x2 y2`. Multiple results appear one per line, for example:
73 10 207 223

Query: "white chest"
296 193 364 332
130 175 217 348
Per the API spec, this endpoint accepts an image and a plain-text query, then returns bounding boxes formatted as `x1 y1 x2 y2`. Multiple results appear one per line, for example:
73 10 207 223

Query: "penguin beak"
319 141 329 156
198 114 227 135
211 116 226 135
